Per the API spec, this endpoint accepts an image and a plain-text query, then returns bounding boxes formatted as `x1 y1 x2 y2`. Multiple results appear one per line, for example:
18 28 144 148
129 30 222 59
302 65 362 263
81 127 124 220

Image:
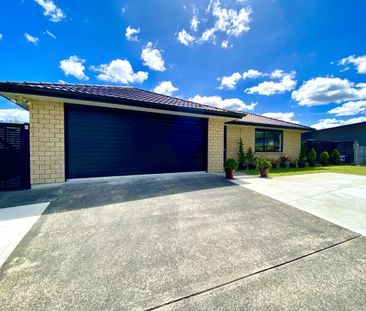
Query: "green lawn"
239 165 366 177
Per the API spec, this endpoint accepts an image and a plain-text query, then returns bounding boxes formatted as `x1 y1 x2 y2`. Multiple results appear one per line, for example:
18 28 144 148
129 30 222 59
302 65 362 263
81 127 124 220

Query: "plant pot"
239 163 246 170
225 169 234 179
259 168 269 178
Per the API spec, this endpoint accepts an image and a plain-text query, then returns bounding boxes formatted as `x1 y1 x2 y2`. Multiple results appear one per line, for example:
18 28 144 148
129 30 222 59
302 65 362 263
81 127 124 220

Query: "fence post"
353 141 359 165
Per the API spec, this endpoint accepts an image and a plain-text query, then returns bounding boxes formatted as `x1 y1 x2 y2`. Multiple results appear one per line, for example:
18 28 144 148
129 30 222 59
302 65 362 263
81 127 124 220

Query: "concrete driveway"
0 173 365 310
233 172 366 236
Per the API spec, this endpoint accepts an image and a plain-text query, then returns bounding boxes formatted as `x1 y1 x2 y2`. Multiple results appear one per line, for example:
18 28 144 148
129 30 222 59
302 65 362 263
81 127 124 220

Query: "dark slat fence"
0 123 30 191
303 140 354 164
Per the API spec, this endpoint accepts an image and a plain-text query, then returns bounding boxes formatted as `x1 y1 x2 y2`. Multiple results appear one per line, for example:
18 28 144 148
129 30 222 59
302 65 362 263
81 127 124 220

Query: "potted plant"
279 155 290 168
257 157 272 178
245 147 256 169
224 158 239 179
238 138 246 169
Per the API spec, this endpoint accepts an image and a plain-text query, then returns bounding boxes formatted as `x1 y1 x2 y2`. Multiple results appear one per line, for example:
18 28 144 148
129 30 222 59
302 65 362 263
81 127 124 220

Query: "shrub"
307 148 317 166
257 157 272 169
320 151 329 166
238 138 246 168
298 143 307 167
245 147 256 168
330 148 341 164
224 158 239 171
279 155 290 168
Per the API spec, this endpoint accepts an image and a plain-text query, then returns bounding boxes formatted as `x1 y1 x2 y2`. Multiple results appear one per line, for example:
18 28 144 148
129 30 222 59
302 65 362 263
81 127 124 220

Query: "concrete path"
0 173 365 310
233 172 366 236
0 203 49 268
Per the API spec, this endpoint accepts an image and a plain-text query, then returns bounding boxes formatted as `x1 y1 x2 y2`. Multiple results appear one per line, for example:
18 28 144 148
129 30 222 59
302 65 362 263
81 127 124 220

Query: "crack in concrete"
145 235 360 310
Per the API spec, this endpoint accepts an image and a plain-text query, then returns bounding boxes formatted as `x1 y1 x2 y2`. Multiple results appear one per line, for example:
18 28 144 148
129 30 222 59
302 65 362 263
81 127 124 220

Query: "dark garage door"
65 105 208 179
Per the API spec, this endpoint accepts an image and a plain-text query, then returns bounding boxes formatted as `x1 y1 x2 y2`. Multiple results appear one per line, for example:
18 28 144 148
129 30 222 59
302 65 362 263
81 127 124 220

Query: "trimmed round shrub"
320 151 329 166
307 148 317 166
331 149 341 164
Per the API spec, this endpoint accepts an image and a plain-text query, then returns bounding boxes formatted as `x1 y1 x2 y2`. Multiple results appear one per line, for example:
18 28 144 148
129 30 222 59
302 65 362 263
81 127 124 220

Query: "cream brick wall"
29 100 64 184
207 118 225 172
226 124 302 162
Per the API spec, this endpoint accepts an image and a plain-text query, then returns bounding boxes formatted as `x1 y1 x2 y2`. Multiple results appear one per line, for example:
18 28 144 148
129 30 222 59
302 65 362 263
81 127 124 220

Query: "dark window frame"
255 128 283 152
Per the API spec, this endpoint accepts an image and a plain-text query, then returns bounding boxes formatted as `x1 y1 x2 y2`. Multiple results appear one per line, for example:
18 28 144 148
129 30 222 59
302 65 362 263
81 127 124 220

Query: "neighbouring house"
302 122 366 165
0 82 311 187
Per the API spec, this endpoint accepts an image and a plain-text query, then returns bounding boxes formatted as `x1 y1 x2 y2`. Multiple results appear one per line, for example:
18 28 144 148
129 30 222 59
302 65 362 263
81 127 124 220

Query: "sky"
0 0 366 129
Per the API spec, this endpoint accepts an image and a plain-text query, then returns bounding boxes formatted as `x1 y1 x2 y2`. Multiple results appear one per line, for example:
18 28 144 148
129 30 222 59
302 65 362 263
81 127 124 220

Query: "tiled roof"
229 112 312 131
0 82 244 118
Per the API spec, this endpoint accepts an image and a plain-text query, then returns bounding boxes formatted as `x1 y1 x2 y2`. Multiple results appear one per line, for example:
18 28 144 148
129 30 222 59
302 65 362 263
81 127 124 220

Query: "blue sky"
0 0 366 129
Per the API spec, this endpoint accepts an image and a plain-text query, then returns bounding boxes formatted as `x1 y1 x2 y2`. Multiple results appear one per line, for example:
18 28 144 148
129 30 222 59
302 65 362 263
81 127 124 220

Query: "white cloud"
246 71 296 96
0 109 29 123
121 6 127 14
221 40 229 48
0 33 3 41
292 77 366 106
153 81 179 96
311 117 366 130
59 56 88 80
339 55 366 74
191 16 199 32
45 30 56 39
177 0 252 48
91 59 148 84
190 95 256 111
177 29 195 46
218 72 242 89
242 69 263 79
24 33 39 44
211 0 252 37
262 112 300 124
141 42 166 72
34 0 64 22
328 100 366 116
125 26 140 42
218 69 263 90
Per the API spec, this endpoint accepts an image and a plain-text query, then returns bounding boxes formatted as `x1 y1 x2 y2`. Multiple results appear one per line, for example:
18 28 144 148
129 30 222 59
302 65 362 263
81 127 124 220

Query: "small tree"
238 138 246 169
330 149 341 164
298 143 307 167
320 151 329 166
307 148 317 166
245 147 256 169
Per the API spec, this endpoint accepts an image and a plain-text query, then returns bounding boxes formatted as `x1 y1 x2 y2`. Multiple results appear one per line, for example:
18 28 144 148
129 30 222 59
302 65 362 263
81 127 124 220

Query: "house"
302 122 366 145
302 122 366 165
0 82 311 186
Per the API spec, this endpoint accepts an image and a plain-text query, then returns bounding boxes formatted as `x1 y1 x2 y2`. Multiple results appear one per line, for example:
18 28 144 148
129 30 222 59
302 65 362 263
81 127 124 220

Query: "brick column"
207 118 225 172
29 100 65 184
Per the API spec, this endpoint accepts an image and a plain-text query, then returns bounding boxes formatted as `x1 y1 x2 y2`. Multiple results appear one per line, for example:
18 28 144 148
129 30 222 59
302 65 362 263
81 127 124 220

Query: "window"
255 129 283 152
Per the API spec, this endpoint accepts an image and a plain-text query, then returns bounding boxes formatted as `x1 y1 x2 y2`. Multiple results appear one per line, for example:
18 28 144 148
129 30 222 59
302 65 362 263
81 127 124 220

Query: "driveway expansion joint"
144 235 361 311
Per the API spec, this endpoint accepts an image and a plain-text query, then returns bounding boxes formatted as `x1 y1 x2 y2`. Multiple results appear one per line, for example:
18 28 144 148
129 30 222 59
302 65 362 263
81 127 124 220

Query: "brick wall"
29 100 64 184
207 118 225 172
226 124 302 162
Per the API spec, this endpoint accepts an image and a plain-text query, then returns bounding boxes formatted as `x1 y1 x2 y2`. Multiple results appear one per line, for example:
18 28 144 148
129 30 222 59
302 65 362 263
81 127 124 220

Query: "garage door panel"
66 105 208 178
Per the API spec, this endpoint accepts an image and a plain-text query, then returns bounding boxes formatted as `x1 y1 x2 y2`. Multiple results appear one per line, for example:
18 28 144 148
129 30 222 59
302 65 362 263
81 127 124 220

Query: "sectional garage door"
65 105 208 179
